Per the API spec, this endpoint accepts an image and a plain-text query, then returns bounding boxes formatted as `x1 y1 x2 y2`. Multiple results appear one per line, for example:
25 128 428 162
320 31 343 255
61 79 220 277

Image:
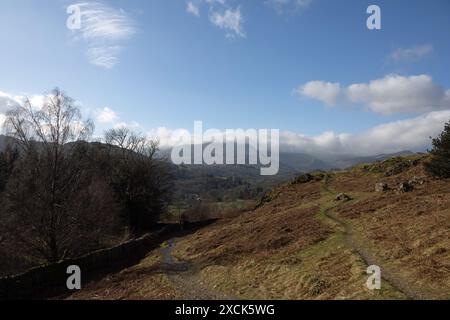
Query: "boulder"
375 183 389 192
409 176 425 186
398 181 414 193
335 193 352 201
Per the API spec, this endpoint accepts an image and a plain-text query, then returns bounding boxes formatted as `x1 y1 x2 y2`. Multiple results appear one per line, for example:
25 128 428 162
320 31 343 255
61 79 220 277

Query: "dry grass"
334 179 450 298
66 251 181 300
68 155 449 300
172 155 449 299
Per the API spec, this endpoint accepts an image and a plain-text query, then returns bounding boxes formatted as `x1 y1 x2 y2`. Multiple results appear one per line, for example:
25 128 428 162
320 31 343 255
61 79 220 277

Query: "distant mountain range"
0 134 418 203
0 134 416 173
160 142 416 173
161 144 418 202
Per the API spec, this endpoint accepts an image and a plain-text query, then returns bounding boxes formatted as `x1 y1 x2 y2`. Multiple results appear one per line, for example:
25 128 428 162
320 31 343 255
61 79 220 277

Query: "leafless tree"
102 128 173 232
1 88 120 263
104 127 159 159
4 88 93 152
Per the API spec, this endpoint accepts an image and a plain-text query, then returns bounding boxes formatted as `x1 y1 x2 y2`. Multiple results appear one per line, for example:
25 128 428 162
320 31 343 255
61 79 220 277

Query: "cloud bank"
280 110 450 156
147 110 450 157
2 89 449 158
296 74 450 115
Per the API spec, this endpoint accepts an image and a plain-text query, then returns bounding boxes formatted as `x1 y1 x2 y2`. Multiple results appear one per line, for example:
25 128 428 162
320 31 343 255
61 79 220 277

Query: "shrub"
290 173 313 185
426 120 450 178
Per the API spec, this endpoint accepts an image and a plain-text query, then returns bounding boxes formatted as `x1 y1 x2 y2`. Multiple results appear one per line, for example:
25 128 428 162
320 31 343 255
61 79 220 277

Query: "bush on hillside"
426 120 450 178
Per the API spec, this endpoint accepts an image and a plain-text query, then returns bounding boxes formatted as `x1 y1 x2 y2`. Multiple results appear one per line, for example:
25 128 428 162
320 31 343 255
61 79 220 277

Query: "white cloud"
345 110 450 156
28 95 48 109
209 6 245 38
297 74 450 115
0 90 132 135
95 107 119 124
148 127 192 148
86 46 123 69
0 91 51 113
184 0 312 37
295 81 341 106
185 0 245 39
390 44 433 62
205 0 227 5
347 74 448 115
282 111 450 156
186 1 200 17
93 107 144 133
0 114 6 128
146 110 450 157
69 2 136 68
113 121 142 130
0 91 53 130
0 91 21 113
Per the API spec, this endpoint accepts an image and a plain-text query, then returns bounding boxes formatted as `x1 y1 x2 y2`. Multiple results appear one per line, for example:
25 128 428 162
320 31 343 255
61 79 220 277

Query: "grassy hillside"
68 154 450 300
171 154 449 299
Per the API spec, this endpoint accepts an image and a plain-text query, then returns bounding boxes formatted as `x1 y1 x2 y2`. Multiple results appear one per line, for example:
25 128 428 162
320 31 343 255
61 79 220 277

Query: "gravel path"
321 181 425 300
159 239 234 300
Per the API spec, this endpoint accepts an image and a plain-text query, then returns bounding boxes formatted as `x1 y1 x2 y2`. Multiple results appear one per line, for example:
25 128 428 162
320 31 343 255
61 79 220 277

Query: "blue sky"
0 0 449 156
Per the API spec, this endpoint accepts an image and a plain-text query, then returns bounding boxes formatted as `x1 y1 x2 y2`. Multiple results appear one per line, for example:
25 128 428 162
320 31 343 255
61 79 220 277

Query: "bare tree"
102 128 173 232
4 88 93 152
104 127 158 158
1 89 119 263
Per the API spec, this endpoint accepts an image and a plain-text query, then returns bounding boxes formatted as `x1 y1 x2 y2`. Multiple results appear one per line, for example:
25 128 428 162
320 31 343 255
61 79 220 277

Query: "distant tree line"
0 89 173 275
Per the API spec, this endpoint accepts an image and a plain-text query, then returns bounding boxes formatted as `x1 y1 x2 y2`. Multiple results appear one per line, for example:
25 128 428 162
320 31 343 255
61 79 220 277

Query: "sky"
0 0 449 156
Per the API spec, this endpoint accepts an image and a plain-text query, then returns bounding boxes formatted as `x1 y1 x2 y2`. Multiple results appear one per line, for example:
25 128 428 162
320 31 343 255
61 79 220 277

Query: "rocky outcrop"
409 176 425 186
398 181 414 193
375 183 389 192
335 193 352 201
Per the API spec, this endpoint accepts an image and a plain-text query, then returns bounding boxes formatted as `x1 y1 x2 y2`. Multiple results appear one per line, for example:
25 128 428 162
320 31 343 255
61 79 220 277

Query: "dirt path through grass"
159 239 234 300
321 178 425 299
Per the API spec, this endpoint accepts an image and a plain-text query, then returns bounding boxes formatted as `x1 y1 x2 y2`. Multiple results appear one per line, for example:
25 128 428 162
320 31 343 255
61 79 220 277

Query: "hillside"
68 154 449 300
169 147 417 204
